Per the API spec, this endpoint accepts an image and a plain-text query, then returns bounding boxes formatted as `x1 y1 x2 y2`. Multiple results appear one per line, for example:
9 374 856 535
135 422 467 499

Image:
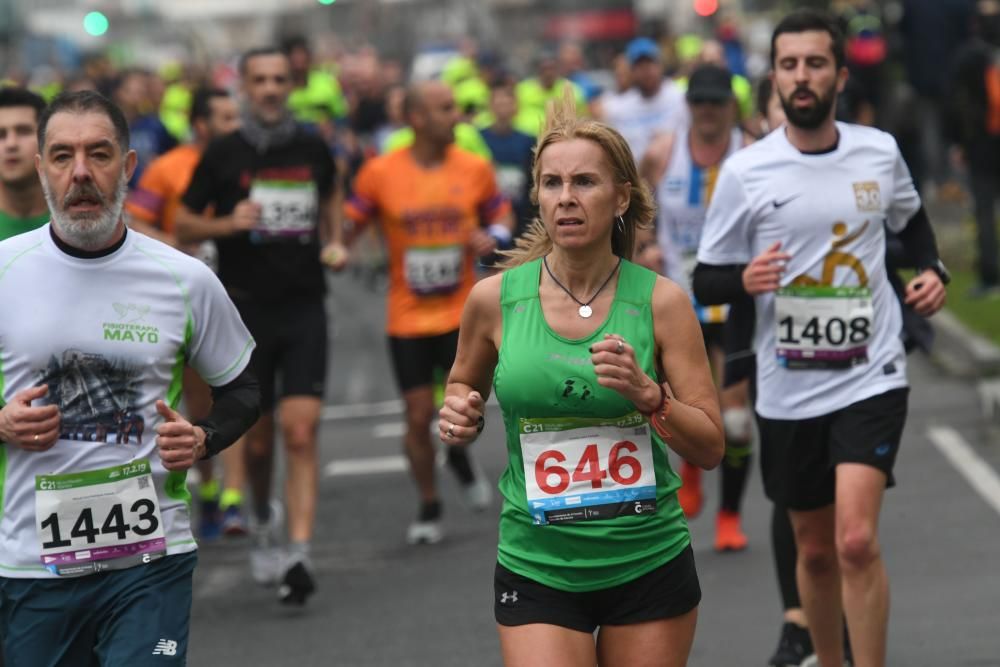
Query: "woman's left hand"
590 334 662 414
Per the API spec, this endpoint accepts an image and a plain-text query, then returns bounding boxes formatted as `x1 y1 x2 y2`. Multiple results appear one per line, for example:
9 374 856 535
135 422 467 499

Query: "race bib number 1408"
775 285 873 370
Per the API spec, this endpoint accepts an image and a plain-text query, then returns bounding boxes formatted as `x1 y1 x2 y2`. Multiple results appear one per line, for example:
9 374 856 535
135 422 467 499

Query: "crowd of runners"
1 3 987 665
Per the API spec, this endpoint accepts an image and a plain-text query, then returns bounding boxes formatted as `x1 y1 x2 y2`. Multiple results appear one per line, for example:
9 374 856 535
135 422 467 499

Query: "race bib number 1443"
35 460 166 577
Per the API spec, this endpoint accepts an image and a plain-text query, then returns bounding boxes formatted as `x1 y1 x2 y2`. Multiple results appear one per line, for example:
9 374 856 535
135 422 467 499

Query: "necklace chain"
542 256 622 312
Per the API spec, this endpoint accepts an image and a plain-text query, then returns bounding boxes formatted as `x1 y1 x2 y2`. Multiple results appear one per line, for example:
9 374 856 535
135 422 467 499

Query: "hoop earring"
616 215 626 235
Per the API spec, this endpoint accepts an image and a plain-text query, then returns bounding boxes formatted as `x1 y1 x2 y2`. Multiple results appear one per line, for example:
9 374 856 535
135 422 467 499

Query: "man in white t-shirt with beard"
694 10 947 667
0 91 258 666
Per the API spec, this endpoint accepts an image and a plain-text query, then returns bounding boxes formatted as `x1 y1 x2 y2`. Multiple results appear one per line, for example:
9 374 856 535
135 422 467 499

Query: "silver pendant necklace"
543 256 622 319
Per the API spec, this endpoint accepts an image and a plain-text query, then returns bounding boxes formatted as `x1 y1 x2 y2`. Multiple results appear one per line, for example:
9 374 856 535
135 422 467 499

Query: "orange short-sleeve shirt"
345 146 510 337
125 144 202 234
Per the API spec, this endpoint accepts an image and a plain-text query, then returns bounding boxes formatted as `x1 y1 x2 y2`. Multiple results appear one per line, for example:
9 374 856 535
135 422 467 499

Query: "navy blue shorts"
0 552 196 667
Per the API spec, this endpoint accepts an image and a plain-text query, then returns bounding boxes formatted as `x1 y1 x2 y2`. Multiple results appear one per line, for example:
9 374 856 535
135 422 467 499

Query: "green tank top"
0 211 48 242
493 258 689 592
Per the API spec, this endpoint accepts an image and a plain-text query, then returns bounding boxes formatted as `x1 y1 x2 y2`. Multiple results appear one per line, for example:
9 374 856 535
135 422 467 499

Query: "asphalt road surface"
189 272 1000 667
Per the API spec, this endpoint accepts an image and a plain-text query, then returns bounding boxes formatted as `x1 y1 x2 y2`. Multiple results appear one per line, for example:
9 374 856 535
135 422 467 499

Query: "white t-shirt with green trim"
0 225 254 578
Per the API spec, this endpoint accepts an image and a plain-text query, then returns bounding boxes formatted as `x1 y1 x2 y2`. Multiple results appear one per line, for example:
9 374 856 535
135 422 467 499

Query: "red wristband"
643 384 673 440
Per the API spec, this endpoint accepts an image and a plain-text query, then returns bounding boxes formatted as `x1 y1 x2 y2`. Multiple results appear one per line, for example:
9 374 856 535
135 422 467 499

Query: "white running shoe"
251 544 284 586
406 519 444 545
462 474 493 513
249 500 285 586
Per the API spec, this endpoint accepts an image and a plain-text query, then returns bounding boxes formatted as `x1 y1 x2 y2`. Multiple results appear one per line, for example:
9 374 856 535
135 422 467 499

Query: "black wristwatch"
195 423 218 459
920 259 951 286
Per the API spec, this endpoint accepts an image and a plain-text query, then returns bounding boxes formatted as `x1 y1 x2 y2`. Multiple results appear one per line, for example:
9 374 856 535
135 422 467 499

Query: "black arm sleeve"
195 366 261 458
894 206 940 270
692 262 747 306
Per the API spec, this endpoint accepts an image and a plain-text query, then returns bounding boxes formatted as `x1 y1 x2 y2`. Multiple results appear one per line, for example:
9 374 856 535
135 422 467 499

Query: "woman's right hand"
438 391 485 446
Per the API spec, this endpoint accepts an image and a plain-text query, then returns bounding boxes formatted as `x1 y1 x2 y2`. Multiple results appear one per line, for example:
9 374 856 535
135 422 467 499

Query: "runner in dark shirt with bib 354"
177 47 345 607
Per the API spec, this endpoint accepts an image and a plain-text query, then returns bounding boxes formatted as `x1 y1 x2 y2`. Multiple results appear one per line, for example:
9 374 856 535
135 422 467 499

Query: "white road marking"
928 426 1000 517
321 400 403 421
194 563 247 601
320 393 499 422
323 456 408 477
373 422 405 438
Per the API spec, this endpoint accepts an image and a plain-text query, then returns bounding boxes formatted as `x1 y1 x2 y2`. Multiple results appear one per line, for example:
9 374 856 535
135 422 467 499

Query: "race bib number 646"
519 413 657 525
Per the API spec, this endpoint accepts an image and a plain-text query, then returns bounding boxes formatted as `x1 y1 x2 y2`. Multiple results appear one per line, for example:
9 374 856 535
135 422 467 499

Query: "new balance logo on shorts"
152 639 178 656
500 591 518 604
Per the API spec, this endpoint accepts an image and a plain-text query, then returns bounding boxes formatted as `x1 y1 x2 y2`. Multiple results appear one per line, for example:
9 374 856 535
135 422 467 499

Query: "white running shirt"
602 81 690 163
0 226 254 578
656 126 744 324
697 122 920 419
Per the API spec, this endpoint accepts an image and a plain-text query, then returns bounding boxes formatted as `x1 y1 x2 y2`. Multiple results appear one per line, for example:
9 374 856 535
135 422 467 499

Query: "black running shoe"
278 558 316 606
768 622 815 667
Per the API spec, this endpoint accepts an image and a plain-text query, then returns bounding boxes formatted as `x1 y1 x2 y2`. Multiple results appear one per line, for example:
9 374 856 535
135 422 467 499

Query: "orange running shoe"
714 510 748 552
677 461 704 518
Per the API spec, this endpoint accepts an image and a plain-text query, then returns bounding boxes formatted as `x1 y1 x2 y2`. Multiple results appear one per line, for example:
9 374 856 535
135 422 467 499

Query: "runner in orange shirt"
343 80 515 544
125 87 246 540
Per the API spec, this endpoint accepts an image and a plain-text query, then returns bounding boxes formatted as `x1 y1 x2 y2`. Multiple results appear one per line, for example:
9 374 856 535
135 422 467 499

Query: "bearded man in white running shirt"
693 10 948 667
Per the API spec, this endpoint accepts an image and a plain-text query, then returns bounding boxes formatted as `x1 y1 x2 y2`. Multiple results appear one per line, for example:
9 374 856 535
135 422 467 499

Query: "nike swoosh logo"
772 195 800 208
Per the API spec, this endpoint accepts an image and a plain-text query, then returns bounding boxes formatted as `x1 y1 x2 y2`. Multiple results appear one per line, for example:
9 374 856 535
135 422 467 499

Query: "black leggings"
772 503 800 611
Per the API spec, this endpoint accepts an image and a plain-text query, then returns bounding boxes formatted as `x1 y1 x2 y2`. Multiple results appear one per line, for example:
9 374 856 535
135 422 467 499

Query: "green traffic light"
317 0 336 5
83 11 109 36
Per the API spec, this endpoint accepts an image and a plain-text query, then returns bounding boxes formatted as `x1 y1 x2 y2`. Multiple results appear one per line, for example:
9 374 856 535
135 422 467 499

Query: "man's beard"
41 171 128 251
779 82 837 130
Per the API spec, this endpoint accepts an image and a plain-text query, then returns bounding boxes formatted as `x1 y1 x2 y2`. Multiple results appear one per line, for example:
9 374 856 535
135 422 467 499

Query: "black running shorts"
756 387 909 511
494 545 700 633
233 297 328 412
700 321 726 351
387 330 459 393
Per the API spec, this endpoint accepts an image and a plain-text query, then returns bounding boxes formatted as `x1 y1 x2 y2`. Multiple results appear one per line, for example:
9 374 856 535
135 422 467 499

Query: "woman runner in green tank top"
439 100 724 666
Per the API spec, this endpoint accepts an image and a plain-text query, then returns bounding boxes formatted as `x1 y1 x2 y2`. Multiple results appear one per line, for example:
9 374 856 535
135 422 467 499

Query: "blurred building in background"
0 0 808 80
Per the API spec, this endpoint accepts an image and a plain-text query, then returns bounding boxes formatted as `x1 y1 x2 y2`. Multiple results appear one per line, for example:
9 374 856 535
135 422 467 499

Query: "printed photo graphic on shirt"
36 350 146 444
779 221 873 370
853 181 882 212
